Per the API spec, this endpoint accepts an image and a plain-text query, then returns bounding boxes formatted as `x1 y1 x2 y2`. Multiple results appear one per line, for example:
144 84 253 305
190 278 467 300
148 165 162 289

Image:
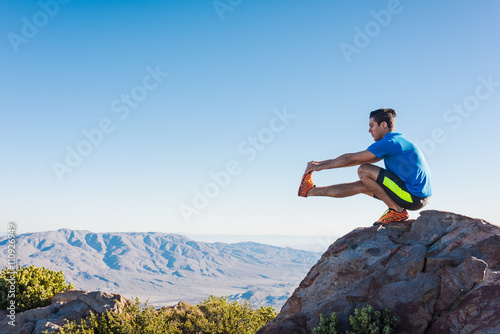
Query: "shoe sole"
298 172 313 197
373 216 409 226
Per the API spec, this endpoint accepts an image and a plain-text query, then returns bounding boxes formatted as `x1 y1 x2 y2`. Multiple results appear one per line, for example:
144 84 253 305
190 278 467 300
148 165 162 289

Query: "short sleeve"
367 138 392 159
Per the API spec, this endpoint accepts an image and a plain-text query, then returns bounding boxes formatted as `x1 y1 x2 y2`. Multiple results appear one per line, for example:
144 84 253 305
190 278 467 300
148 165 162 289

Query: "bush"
55 295 277 334
56 298 181 334
0 265 74 312
197 296 276 334
312 312 341 334
313 305 397 334
346 305 397 334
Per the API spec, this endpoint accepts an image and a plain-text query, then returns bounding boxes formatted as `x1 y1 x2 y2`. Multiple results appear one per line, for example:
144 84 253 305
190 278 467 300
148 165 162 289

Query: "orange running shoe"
374 208 409 225
298 172 315 197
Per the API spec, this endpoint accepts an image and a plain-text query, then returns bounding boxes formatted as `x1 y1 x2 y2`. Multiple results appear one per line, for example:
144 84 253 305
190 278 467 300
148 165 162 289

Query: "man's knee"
357 163 379 180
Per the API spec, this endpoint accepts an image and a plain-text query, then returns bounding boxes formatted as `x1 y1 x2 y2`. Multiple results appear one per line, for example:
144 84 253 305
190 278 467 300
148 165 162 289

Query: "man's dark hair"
370 108 397 131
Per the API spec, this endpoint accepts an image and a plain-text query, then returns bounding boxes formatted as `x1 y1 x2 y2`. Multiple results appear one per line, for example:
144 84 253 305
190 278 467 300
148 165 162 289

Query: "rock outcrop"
0 290 129 334
257 211 500 334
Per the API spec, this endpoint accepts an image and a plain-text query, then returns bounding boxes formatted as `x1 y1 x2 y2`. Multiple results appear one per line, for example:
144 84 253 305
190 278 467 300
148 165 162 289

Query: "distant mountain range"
182 233 340 252
0 229 322 310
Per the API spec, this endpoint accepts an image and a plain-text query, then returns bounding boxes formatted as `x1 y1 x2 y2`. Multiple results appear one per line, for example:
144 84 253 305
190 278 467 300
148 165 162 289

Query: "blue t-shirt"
367 132 432 198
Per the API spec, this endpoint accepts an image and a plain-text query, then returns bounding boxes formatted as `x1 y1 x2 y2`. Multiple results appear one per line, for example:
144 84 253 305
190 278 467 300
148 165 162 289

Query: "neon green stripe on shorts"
383 177 413 203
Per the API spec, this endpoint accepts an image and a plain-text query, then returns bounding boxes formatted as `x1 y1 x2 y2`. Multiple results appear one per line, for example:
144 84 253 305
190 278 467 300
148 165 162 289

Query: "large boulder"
0 290 129 334
257 210 500 334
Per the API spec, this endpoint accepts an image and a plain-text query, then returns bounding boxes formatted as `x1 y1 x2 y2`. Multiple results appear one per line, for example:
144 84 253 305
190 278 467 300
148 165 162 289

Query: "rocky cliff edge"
257 210 500 334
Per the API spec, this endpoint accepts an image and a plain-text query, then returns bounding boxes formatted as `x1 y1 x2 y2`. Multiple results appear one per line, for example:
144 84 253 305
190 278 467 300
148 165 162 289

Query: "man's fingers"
305 161 317 174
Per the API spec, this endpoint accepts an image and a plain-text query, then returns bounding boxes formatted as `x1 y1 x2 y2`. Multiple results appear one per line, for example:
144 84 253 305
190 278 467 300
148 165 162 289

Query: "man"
298 108 432 225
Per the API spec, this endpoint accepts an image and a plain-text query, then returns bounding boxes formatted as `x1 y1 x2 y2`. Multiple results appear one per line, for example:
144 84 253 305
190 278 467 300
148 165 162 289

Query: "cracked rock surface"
257 210 500 334
0 290 129 334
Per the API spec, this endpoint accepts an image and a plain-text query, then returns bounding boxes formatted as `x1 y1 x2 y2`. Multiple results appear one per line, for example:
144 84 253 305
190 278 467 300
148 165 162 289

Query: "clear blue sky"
1 0 499 239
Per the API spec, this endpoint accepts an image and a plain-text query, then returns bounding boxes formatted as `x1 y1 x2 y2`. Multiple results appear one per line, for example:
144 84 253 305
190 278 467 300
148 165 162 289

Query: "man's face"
369 118 387 141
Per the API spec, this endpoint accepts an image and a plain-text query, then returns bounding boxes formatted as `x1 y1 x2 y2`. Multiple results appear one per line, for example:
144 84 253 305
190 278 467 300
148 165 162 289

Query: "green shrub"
346 305 397 334
0 265 74 312
162 300 209 334
312 312 341 334
55 295 277 334
197 296 276 334
313 305 397 334
56 298 181 334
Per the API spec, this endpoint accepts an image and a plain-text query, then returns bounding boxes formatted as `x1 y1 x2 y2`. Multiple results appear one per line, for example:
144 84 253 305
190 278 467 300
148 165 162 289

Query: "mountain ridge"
0 229 321 309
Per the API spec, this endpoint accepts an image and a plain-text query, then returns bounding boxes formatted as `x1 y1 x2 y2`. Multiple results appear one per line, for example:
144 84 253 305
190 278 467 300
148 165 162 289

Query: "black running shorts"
374 168 429 211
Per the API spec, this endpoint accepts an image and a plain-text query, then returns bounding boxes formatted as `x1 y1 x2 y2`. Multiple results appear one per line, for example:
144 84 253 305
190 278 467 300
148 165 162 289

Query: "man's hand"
304 161 323 175
303 151 381 175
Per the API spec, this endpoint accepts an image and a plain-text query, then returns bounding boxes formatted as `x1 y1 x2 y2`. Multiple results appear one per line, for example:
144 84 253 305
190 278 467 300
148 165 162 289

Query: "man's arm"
304 150 381 174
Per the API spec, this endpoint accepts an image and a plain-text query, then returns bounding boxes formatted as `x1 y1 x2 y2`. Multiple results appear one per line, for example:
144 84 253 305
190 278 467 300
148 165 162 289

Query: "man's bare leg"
357 163 404 212
307 180 370 198
305 164 404 212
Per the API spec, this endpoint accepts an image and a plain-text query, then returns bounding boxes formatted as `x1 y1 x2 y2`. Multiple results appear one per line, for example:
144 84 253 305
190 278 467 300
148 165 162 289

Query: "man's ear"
380 121 388 129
